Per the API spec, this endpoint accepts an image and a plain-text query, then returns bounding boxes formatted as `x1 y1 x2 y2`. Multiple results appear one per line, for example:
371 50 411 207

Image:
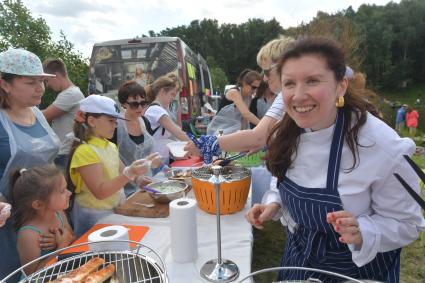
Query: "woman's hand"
123 159 151 180
52 227 75 249
185 134 221 164
146 152 162 168
136 176 154 189
184 141 201 157
0 202 11 227
245 203 281 229
327 210 363 247
39 229 57 250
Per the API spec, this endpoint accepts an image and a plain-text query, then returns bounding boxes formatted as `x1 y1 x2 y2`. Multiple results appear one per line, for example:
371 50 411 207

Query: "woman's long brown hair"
265 36 380 182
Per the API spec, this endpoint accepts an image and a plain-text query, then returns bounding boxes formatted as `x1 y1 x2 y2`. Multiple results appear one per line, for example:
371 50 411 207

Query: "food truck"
88 36 213 121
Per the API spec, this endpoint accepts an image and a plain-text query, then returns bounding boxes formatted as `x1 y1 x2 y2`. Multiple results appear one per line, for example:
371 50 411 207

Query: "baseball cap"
79 95 127 120
0 49 55 77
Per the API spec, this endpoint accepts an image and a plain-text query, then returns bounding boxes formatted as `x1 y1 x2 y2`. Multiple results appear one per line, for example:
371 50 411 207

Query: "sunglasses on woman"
127 101 148 109
261 63 278 77
250 85 259 91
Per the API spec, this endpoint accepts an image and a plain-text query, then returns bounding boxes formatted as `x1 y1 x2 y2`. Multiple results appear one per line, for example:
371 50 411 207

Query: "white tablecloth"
251 167 272 205
98 193 253 283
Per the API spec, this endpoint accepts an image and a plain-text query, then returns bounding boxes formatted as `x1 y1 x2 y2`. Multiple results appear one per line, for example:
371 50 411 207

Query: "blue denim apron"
0 107 60 281
277 109 401 282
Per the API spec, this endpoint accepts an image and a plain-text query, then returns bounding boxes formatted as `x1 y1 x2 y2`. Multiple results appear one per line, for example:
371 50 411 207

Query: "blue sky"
22 0 400 59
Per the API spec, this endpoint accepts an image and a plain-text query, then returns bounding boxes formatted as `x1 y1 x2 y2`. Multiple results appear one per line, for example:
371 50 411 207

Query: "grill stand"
200 165 239 282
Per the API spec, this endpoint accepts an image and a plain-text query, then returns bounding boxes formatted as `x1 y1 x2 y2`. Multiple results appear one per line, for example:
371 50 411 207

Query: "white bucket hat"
0 48 55 77
79 95 127 120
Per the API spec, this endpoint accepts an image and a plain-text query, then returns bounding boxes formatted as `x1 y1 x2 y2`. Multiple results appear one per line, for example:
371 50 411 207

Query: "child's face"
90 115 118 139
48 175 71 211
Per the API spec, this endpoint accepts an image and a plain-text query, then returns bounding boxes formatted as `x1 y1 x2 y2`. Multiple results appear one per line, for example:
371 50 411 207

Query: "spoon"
133 202 155 208
144 185 162 194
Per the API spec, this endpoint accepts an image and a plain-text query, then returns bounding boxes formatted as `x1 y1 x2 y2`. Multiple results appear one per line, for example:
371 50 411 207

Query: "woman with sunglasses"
185 38 292 163
216 69 261 130
249 80 277 129
110 80 160 195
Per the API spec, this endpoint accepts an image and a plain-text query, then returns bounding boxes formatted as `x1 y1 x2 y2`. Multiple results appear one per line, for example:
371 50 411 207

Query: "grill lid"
191 166 251 181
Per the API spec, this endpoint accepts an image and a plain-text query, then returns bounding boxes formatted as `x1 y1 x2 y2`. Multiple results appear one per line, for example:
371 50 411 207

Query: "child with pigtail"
67 95 161 237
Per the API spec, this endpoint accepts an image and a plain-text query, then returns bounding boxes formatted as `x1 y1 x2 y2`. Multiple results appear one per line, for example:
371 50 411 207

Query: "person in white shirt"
42 58 84 168
144 75 190 164
185 37 293 162
246 36 425 282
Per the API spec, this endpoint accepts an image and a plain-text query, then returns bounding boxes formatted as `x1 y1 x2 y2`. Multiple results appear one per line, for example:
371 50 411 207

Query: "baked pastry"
84 264 115 283
50 257 105 282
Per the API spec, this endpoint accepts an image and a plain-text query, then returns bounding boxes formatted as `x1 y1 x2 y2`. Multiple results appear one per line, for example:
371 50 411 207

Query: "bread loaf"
83 264 115 283
49 257 105 282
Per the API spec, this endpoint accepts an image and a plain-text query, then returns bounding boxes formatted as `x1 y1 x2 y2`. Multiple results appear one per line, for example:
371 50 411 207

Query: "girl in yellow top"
67 95 161 237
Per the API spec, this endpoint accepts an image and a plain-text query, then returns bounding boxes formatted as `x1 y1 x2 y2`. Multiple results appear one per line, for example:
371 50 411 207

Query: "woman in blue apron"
0 49 60 280
246 37 425 282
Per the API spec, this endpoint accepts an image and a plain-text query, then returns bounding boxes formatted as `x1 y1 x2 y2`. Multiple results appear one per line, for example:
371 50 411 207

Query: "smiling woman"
0 48 61 280
246 36 425 282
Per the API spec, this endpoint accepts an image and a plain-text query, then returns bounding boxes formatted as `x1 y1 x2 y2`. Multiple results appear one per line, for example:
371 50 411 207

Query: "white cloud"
21 0 400 58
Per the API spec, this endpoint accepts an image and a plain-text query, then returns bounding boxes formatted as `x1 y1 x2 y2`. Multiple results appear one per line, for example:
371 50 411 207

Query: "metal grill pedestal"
200 165 239 282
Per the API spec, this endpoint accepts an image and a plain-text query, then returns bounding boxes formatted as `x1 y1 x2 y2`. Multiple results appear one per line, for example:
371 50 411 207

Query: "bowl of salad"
146 180 190 204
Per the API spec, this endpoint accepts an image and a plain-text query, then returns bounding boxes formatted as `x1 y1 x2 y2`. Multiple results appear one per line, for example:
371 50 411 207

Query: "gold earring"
335 96 344 108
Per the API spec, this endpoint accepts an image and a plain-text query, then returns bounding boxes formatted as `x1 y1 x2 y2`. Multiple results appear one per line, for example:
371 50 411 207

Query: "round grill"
3 241 168 283
191 166 251 181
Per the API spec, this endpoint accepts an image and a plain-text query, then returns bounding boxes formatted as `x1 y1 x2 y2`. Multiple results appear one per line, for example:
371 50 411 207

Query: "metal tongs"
218 152 248 166
393 155 425 210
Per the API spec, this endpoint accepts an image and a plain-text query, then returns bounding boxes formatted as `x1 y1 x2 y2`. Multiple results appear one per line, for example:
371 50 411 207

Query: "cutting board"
114 191 169 218
170 156 203 167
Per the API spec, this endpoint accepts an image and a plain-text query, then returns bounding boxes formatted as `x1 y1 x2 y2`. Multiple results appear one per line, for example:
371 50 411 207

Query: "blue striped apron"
277 109 401 282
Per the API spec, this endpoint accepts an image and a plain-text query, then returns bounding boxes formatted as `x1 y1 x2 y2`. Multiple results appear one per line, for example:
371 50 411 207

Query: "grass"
252 156 425 283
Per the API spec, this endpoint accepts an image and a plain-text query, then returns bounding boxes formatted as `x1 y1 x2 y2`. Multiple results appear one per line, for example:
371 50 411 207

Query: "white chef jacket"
263 112 425 267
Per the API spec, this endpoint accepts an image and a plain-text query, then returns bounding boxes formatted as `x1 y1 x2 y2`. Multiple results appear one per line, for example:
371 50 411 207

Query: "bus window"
121 49 132 60
136 48 148 59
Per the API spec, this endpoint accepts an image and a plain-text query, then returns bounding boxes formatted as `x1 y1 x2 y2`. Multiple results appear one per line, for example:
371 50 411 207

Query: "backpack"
147 102 166 136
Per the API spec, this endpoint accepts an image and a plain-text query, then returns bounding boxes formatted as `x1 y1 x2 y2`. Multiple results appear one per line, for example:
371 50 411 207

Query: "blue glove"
187 133 221 164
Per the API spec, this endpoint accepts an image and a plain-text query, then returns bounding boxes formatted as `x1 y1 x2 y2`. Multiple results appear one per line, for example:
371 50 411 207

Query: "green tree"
160 18 283 81
207 56 228 93
0 0 88 106
0 0 51 56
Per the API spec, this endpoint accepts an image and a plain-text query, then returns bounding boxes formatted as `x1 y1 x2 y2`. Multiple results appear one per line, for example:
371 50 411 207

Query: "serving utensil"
218 152 248 166
133 202 155 208
143 185 162 194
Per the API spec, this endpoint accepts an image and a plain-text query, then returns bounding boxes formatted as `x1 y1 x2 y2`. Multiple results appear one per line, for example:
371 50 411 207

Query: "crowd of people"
0 35 424 282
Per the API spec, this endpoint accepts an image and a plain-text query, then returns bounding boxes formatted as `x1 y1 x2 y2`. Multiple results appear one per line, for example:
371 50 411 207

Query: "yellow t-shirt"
70 137 124 210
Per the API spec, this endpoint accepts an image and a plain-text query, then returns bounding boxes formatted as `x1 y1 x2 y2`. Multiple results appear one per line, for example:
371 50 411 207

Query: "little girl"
67 95 161 237
10 164 74 276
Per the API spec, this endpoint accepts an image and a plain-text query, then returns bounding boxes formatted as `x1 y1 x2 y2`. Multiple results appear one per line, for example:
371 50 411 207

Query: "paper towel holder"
200 165 239 282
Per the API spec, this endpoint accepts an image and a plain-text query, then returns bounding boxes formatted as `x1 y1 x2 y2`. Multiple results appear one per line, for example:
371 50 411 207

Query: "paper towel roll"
88 225 130 252
170 198 198 263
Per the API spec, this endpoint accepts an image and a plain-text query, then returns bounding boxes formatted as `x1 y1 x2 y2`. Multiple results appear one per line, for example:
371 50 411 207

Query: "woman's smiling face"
281 54 347 131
